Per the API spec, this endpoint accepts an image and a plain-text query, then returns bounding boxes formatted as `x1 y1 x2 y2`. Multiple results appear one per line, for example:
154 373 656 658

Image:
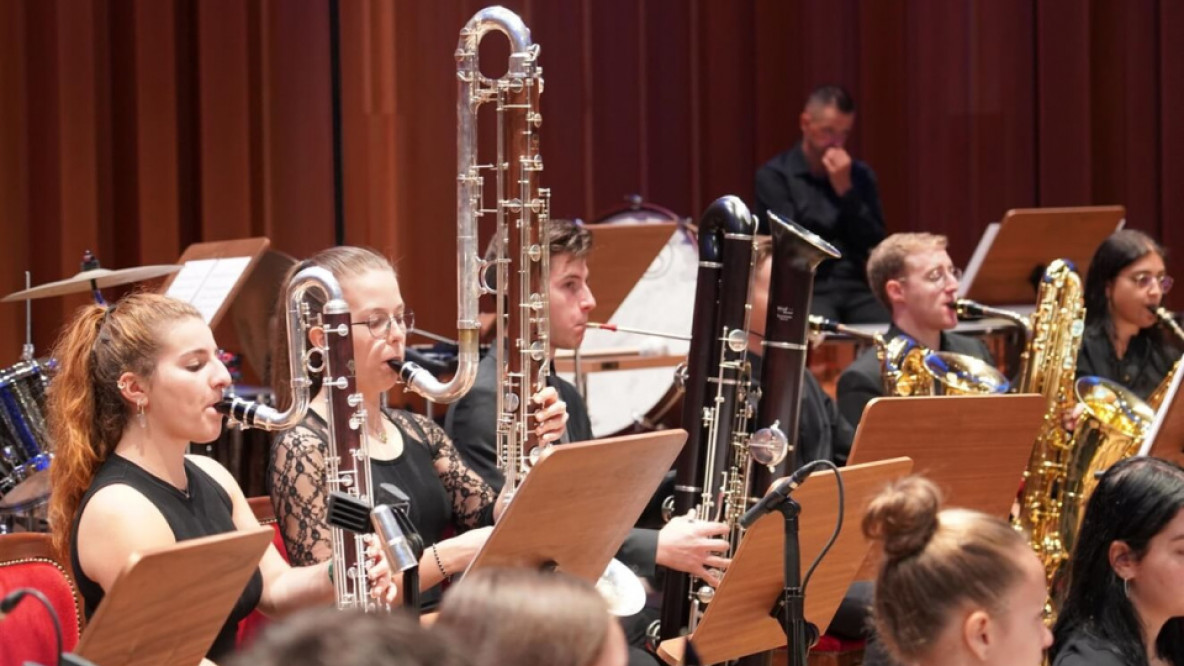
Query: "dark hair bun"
862 476 942 559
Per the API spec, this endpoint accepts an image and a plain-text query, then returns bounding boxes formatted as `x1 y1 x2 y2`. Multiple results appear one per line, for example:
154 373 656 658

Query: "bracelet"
328 561 334 584
430 544 449 579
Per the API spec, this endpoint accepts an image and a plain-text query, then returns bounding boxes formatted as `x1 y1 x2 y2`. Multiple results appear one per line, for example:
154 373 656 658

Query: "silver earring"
1123 577 1131 598
137 400 147 429
117 380 127 390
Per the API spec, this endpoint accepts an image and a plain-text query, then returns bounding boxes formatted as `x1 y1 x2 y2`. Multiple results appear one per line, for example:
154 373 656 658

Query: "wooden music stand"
73 528 273 666
159 237 271 330
960 206 1123 304
585 223 681 322
846 394 1045 580
656 458 915 666
467 430 685 583
1140 365 1184 466
848 395 1044 516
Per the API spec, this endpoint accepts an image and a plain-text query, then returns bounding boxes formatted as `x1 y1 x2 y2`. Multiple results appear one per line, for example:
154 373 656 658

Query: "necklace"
371 416 389 444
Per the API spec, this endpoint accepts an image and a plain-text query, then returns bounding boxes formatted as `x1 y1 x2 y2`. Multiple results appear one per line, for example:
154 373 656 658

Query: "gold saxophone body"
806 315 1009 396
1009 259 1085 584
1054 309 1182 576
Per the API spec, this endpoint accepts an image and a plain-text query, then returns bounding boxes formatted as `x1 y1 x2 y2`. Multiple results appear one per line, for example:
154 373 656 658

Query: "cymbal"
2 264 182 302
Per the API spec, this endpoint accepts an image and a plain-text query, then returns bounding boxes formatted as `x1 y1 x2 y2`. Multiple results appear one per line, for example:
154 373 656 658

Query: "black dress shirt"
754 142 885 283
1076 323 1182 402
836 323 995 427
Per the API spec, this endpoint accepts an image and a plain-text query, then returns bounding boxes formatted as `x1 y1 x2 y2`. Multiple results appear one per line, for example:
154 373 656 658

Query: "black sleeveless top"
71 454 264 661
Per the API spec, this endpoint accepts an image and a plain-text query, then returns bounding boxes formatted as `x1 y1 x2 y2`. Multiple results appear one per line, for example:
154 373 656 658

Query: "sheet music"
956 222 1000 298
165 257 252 323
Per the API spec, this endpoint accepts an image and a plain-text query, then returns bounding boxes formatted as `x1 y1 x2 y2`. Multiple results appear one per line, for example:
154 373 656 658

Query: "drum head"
0 467 50 512
558 227 697 437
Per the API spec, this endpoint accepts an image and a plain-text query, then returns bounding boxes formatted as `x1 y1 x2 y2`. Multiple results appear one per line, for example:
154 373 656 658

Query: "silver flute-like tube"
389 9 529 404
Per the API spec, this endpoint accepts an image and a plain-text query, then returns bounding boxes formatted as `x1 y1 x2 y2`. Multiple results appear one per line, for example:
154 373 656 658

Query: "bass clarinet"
218 266 378 610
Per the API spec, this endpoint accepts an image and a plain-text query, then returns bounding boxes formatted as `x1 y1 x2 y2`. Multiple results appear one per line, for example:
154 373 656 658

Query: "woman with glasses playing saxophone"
835 232 1000 428
268 247 570 610
1076 230 1183 403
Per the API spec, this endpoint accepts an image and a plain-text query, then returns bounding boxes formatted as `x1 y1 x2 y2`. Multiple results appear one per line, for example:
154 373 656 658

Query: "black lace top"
269 408 495 606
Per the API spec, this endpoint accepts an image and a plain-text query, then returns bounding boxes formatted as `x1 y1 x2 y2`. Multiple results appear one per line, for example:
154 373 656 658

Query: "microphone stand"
743 468 822 666
772 495 816 666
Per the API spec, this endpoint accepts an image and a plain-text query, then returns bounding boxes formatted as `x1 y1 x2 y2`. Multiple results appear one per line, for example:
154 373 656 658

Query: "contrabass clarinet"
748 212 841 495
659 196 758 641
449 6 551 497
446 6 643 617
218 267 378 610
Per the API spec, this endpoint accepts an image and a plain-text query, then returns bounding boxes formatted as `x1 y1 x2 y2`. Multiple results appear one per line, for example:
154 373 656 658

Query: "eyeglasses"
351 311 415 339
1123 272 1174 294
898 266 964 286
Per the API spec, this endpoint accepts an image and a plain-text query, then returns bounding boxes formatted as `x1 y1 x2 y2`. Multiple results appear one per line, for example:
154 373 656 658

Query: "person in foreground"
434 567 627 666
229 605 470 666
1051 456 1184 666
46 293 393 663
268 246 568 610
863 475 1052 666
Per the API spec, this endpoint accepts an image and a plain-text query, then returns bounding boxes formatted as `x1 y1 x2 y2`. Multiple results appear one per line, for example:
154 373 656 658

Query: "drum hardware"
2 250 181 303
0 467 50 533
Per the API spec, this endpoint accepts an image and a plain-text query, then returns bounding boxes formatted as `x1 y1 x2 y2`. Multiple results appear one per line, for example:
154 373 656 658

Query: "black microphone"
0 588 29 618
739 462 821 529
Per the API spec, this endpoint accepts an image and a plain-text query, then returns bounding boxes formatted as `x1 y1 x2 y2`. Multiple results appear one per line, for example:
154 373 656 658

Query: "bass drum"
559 198 697 438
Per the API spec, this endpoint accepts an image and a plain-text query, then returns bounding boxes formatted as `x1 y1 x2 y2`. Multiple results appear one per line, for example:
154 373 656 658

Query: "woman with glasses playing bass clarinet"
267 247 569 610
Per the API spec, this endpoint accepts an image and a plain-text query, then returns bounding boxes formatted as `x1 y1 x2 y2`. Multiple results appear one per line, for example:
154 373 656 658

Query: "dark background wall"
1 0 1181 363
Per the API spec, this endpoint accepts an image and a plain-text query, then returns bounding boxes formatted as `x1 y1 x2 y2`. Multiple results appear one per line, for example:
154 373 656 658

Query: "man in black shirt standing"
755 85 887 323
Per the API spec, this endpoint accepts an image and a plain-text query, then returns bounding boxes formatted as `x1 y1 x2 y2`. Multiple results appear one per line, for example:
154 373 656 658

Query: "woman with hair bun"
862 476 1051 666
